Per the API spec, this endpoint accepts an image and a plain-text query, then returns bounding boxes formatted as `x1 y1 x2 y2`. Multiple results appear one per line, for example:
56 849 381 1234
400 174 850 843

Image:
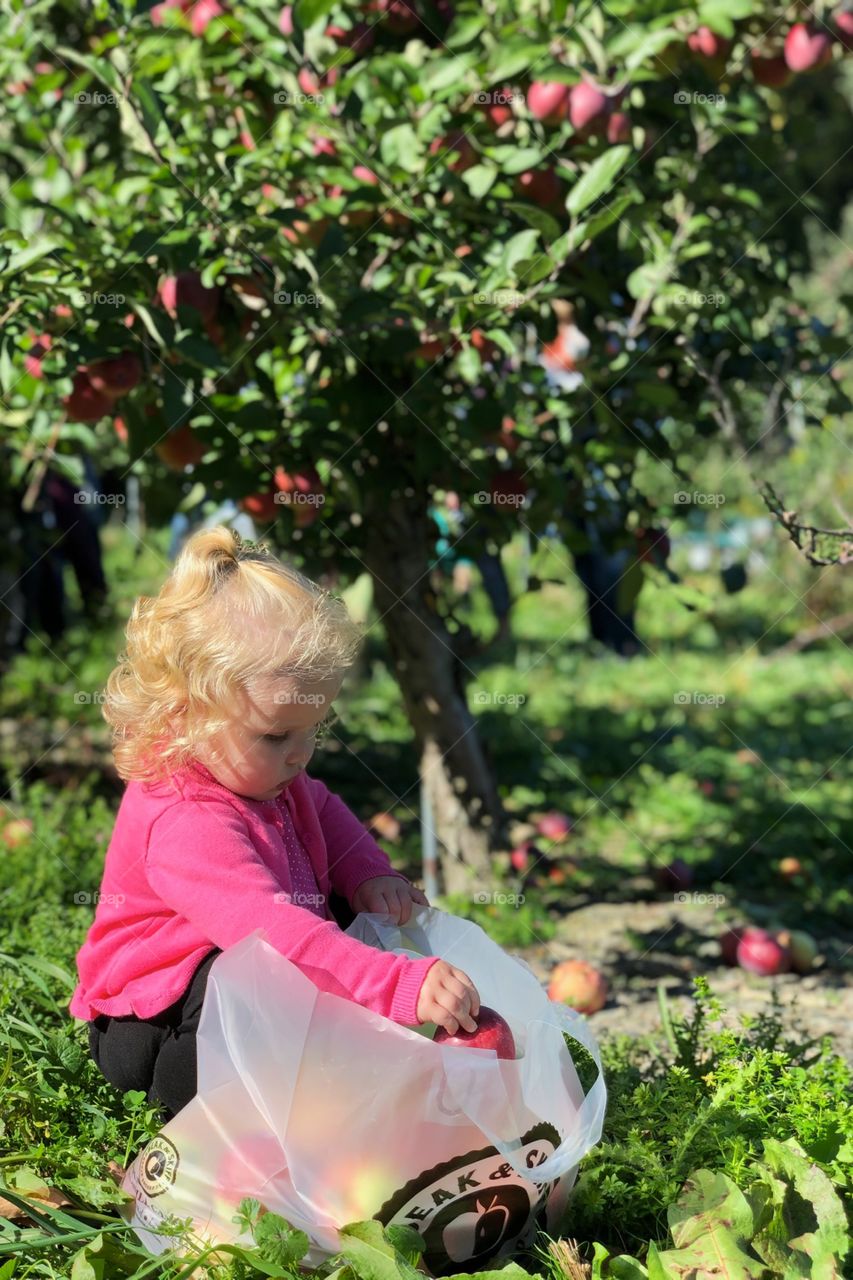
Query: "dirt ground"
515 899 853 1064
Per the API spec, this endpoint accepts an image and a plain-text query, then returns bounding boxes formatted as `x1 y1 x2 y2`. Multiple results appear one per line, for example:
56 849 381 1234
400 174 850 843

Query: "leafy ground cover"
1 512 851 1276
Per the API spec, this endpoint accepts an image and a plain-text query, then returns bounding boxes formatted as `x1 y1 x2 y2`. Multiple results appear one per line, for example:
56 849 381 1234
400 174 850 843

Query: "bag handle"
443 1004 607 1184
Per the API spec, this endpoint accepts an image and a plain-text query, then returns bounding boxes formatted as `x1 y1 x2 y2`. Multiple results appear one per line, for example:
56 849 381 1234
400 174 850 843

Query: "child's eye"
263 732 291 743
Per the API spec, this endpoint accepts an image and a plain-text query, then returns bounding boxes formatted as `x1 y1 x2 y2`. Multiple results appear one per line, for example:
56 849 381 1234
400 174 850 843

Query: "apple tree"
1 0 850 890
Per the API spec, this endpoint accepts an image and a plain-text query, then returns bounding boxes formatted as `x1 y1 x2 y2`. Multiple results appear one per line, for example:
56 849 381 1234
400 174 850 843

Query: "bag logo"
138 1136 180 1197
377 1122 561 1275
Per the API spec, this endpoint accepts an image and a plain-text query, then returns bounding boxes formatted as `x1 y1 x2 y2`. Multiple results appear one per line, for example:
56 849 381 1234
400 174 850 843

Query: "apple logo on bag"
376 1122 561 1276
138 1136 180 1197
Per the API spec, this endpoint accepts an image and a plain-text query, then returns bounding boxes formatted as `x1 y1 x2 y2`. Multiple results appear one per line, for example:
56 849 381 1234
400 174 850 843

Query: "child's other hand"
351 876 429 924
416 960 480 1033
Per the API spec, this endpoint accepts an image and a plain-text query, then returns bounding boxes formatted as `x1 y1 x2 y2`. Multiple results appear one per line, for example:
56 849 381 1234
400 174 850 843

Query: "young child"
70 527 480 1120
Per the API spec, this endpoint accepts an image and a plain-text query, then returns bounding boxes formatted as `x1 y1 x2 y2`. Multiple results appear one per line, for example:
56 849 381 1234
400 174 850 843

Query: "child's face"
195 674 342 801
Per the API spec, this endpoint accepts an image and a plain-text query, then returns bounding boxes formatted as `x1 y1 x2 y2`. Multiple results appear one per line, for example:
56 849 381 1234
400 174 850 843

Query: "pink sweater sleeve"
306 776 410 904
146 801 438 1026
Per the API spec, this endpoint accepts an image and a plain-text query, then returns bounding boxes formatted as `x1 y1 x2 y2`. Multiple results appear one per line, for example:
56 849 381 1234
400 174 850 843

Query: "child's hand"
416 959 480 1033
351 876 429 924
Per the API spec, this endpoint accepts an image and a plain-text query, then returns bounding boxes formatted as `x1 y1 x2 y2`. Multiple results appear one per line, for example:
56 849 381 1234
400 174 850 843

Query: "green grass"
1 509 852 1277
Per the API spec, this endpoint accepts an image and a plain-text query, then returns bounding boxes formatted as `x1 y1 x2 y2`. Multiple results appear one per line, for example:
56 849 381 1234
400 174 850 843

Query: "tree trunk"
363 490 506 897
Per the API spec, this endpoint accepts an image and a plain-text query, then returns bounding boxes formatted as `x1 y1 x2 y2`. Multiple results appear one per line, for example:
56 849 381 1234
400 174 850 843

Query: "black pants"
87 893 357 1121
88 949 222 1122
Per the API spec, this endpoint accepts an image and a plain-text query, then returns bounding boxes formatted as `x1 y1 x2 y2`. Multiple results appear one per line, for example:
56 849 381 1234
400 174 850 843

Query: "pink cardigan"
69 760 439 1026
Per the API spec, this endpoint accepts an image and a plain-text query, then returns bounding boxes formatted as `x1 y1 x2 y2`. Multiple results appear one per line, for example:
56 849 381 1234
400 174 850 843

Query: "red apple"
568 81 609 134
429 131 476 173
778 855 805 880
510 842 531 872
548 960 608 1014
159 271 220 321
514 167 562 207
655 858 693 892
775 929 817 974
527 81 571 125
750 49 794 87
835 10 853 51
114 415 129 444
469 328 500 364
278 4 293 34
687 26 732 61
63 370 114 423
536 811 572 841
86 353 142 399
736 926 791 976
434 1006 516 1058
719 925 745 966
784 23 834 72
353 163 380 186
606 111 632 143
155 423 206 471
190 0 224 36
326 20 374 53
25 332 52 379
2 818 33 848
481 87 515 128
367 0 419 35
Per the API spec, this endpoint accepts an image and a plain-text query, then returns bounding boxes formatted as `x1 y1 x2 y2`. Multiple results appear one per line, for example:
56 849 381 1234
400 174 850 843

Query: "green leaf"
503 229 541 274
54 47 122 94
750 1138 849 1277
338 1220 414 1280
294 0 337 28
253 1211 310 1268
566 146 632 216
656 1169 764 1279
2 238 64 277
462 164 498 198
504 200 562 242
490 146 548 176
128 302 169 348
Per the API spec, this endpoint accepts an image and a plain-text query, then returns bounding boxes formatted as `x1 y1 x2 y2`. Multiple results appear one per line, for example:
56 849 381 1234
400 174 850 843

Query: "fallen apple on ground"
775 929 818 974
736 926 790 976
434 1006 516 1058
719 925 745 966
548 959 608 1014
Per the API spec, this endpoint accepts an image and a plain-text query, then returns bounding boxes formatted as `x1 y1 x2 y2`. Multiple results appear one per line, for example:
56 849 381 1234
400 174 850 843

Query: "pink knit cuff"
389 955 442 1026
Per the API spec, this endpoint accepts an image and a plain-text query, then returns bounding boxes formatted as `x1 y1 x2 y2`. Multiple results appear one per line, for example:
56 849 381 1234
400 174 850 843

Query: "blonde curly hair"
104 526 364 784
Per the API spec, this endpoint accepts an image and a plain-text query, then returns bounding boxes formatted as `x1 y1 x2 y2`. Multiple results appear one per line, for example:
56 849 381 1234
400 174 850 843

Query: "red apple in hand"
434 1006 516 1059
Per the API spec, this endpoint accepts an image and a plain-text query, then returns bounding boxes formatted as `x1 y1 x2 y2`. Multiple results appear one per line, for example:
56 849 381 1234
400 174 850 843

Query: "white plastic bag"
121 907 606 1275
